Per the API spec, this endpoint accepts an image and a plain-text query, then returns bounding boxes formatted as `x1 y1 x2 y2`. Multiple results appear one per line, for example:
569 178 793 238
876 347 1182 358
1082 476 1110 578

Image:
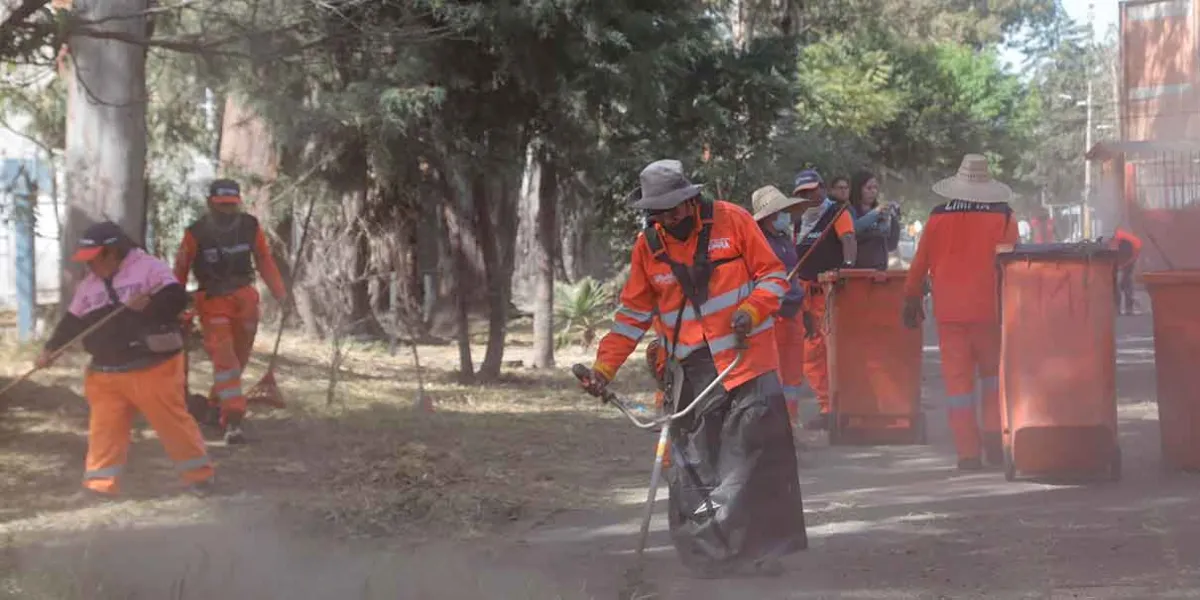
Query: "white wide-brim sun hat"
932 154 1013 203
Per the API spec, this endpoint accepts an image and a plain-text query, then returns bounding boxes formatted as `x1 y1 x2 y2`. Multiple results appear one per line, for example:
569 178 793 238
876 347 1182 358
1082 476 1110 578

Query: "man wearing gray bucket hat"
902 153 1019 471
579 159 808 577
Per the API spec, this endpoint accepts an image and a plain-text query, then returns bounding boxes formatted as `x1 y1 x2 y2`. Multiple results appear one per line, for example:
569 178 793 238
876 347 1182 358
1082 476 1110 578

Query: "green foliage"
553 277 614 350
797 35 905 137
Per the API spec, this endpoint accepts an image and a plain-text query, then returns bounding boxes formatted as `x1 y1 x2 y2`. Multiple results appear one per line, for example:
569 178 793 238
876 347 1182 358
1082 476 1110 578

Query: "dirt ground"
2 314 1199 599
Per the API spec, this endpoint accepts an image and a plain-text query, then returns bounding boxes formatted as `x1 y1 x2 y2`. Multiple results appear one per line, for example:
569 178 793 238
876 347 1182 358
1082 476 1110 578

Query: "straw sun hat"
751 185 819 222
932 154 1013 203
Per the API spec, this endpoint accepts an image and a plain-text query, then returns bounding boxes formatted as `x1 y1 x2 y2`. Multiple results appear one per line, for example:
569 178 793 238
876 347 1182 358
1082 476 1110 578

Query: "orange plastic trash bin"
996 243 1120 482
821 269 925 445
1143 271 1200 471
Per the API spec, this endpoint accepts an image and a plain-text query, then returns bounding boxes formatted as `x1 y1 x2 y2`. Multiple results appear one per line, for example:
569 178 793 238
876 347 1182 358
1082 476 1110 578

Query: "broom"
246 192 318 409
0 297 144 399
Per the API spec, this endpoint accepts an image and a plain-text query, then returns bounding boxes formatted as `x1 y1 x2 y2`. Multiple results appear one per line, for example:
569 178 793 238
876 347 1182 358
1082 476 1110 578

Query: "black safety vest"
795 203 847 282
643 201 720 310
189 213 259 296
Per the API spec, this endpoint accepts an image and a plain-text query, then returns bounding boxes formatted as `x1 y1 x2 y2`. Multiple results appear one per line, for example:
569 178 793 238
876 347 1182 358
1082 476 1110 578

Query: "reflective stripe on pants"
197 286 260 426
937 321 1001 460
775 311 805 423
82 354 214 494
800 290 830 413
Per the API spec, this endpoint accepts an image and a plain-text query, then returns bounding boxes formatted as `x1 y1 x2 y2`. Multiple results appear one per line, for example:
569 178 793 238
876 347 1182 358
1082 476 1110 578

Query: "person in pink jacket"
38 221 215 500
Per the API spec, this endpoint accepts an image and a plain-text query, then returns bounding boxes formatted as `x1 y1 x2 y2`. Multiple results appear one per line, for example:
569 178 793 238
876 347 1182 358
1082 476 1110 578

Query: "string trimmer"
571 346 745 600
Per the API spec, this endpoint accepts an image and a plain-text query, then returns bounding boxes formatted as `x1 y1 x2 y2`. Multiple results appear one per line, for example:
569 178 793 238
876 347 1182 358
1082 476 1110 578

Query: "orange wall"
1121 0 1199 142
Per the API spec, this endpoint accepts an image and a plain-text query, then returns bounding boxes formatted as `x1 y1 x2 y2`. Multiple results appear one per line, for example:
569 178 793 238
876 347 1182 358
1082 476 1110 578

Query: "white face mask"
773 211 792 232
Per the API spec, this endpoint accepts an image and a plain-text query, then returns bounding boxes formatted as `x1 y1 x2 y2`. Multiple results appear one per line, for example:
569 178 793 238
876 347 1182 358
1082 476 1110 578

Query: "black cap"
71 221 127 262
208 178 241 200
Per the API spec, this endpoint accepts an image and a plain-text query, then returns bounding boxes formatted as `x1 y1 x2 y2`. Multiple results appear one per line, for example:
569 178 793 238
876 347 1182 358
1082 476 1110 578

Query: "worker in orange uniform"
1108 227 1142 316
38 222 215 500
902 154 1018 471
792 169 857 431
751 184 819 426
578 159 806 577
174 179 286 445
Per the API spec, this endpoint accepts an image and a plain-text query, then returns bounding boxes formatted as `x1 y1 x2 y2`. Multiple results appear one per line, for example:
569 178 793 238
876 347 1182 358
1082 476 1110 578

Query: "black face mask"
664 216 696 241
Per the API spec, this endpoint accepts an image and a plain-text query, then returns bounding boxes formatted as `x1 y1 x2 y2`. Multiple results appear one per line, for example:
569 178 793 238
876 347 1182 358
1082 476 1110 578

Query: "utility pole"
1082 2 1096 239
1084 77 1094 238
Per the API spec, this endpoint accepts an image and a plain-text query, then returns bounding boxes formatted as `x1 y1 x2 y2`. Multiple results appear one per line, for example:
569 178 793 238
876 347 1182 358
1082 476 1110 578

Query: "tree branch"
0 0 51 43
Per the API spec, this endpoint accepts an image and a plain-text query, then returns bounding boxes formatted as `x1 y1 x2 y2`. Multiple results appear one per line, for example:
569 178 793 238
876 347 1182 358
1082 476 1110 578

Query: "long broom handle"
0 299 140 398
264 191 319 373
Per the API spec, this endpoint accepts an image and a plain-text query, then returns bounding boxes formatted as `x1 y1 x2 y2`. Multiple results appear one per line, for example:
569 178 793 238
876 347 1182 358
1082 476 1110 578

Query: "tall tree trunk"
438 167 475 381
218 95 279 218
444 202 475 382
60 0 149 308
474 174 507 380
531 152 557 369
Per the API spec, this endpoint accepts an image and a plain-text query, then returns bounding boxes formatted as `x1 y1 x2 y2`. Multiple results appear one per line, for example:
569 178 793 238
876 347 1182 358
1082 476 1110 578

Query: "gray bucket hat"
627 159 704 211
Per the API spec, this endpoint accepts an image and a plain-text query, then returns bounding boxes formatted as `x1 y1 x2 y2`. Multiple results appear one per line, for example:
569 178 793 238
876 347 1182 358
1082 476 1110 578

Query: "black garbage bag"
664 349 808 572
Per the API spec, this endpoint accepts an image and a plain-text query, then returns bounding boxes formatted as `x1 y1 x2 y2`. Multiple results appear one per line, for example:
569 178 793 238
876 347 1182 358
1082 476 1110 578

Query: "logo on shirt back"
938 200 1010 214
652 272 676 286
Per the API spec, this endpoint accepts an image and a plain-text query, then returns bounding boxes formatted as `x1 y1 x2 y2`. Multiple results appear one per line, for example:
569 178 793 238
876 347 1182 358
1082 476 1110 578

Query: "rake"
0 297 144 399
246 192 318 409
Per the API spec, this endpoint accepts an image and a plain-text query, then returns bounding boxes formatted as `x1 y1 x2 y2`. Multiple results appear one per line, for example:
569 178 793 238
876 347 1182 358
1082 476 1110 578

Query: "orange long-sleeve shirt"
904 200 1018 324
1110 228 1142 268
173 219 286 301
593 200 787 390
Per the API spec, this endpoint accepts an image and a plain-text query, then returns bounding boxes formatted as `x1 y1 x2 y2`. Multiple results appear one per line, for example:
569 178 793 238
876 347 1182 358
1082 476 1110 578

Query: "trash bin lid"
1141 270 1200 286
996 242 1117 263
818 269 908 282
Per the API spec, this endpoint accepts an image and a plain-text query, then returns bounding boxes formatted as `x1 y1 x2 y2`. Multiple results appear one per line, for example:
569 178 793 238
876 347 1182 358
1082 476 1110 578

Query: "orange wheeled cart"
1143 271 1200 471
821 269 925 445
996 243 1120 481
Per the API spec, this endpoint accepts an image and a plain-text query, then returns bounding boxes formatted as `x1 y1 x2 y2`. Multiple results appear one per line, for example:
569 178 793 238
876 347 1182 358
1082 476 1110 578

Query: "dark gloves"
579 368 610 397
731 308 753 348
802 311 817 339
902 296 925 329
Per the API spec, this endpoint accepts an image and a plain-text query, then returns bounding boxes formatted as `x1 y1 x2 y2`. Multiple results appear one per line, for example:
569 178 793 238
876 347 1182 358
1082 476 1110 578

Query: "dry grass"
0 324 660 597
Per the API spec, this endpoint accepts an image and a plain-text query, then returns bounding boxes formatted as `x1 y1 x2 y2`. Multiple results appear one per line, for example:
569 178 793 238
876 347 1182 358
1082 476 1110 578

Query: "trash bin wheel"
910 412 928 445
828 413 842 446
1003 446 1016 482
1109 445 1122 482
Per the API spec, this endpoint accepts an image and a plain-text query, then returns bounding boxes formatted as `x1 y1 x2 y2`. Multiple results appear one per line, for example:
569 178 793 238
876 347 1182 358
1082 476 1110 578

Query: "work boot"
223 413 247 445
957 457 983 471
983 433 1004 467
63 488 117 508
224 425 246 445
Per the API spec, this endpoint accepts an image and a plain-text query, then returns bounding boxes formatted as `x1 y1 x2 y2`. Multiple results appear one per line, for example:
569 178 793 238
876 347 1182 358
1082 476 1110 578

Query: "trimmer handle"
570 363 591 380
571 363 615 404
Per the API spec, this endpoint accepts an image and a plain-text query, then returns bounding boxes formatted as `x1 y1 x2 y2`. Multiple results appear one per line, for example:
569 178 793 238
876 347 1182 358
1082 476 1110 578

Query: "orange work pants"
775 310 806 422
937 321 1001 461
82 354 214 494
196 285 260 426
800 285 830 414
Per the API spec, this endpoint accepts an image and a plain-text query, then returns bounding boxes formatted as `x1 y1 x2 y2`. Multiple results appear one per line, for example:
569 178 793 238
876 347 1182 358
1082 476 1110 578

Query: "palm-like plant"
554 277 615 350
